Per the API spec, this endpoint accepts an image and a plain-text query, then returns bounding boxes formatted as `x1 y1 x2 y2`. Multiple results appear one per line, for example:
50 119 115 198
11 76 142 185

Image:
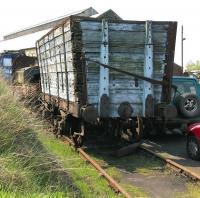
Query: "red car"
187 123 200 160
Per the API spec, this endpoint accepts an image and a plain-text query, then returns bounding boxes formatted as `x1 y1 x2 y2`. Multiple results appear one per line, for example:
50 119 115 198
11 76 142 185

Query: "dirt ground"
120 169 188 198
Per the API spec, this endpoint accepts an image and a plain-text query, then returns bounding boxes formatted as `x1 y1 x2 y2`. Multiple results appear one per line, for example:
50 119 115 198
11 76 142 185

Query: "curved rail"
63 136 132 198
140 144 200 181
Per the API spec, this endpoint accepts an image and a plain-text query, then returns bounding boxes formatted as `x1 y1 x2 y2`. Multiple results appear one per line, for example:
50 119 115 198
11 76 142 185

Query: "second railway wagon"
36 15 177 144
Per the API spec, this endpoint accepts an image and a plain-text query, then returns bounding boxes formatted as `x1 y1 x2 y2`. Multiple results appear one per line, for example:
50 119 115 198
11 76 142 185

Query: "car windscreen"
174 81 197 95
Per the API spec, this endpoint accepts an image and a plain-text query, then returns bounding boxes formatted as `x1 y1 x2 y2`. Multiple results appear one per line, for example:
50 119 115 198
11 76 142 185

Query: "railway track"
18 93 200 196
80 135 200 183
140 141 200 182
12 91 132 197
62 136 132 198
61 135 200 198
11 86 200 197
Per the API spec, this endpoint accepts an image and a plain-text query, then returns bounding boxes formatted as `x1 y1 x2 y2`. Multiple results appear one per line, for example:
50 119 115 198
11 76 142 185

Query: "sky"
0 0 199 67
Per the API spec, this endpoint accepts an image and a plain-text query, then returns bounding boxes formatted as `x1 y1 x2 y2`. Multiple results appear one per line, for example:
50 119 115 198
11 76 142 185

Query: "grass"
0 77 119 197
88 148 165 176
3 75 193 198
174 182 200 198
37 132 118 197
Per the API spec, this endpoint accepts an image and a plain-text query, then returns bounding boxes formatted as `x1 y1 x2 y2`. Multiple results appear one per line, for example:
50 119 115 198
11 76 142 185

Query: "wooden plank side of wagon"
80 19 170 117
36 19 77 107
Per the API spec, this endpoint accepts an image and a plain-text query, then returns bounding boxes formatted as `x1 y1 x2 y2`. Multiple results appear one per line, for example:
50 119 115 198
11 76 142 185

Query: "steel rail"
14 84 131 197
63 136 132 198
140 144 200 181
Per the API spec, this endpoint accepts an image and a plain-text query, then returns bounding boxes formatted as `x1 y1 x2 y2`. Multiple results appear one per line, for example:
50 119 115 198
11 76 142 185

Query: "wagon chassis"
39 58 176 146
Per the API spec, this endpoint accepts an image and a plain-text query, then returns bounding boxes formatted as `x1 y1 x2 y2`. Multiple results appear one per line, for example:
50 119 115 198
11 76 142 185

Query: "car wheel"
176 93 200 118
187 135 200 160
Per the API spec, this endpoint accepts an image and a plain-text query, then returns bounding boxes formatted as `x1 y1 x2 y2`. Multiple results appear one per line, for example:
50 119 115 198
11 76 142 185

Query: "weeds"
0 78 117 197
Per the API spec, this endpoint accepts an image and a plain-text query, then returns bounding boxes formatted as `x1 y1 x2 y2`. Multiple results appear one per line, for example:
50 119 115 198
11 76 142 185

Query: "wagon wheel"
135 116 143 142
41 109 51 120
72 123 85 147
72 134 83 147
54 116 63 137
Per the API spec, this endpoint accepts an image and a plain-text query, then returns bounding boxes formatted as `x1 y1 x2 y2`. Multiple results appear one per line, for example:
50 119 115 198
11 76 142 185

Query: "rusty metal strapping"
86 58 177 90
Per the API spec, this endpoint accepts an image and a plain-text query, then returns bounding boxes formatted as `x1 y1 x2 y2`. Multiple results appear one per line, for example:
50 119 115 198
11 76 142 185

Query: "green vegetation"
4 75 194 198
186 60 200 72
174 182 200 198
88 149 165 176
0 78 118 197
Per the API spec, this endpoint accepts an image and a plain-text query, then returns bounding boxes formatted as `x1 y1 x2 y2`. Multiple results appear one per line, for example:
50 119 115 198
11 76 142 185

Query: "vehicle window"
190 86 196 94
3 58 12 67
175 81 197 95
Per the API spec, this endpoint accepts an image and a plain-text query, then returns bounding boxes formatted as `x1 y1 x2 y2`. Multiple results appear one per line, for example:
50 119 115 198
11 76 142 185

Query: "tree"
186 60 200 72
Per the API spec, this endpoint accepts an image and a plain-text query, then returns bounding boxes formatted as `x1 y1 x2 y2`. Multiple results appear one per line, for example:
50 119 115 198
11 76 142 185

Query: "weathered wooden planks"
80 19 169 117
36 17 175 118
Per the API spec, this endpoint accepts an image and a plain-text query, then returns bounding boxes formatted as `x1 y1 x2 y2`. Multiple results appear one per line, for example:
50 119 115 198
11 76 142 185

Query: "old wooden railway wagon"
36 15 177 144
